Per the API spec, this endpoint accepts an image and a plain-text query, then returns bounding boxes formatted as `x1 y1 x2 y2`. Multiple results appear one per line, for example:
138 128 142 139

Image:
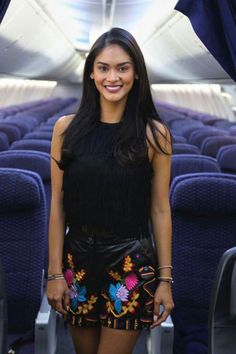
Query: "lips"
104 85 122 93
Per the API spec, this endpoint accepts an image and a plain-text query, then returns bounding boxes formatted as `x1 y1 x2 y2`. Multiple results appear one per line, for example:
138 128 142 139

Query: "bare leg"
69 325 101 354
97 325 141 354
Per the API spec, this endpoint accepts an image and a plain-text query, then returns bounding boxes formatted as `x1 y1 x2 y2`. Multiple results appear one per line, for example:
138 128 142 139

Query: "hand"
46 278 70 315
151 282 174 329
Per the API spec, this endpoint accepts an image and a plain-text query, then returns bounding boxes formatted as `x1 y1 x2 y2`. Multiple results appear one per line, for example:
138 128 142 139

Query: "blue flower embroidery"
70 283 87 311
109 282 129 314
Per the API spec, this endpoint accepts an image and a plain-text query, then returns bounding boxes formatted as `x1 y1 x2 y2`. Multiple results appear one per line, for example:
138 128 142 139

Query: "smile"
104 85 123 93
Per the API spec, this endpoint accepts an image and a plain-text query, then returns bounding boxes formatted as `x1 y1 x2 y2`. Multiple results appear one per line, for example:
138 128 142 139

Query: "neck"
100 96 127 123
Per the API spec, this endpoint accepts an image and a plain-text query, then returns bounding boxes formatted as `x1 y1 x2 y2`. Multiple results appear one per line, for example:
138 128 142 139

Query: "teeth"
105 85 122 92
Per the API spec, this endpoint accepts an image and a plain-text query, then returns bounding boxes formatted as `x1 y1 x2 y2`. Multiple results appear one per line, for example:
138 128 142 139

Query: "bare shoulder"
53 114 75 136
146 119 171 156
51 114 75 162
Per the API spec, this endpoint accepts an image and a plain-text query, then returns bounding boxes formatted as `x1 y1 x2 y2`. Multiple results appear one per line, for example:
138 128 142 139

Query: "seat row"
1 167 236 353
1 99 236 353
153 102 236 172
170 172 236 354
0 98 80 353
0 97 78 149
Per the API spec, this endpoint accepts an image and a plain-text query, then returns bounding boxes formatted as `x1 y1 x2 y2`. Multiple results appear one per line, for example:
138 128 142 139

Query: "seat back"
201 136 236 157
208 247 236 354
0 131 9 151
0 124 21 144
0 151 51 275
172 124 204 139
0 168 47 333
24 131 52 141
172 143 200 155
172 135 187 143
170 173 236 353
216 145 236 174
0 150 51 210
171 154 220 182
230 127 236 136
0 260 7 354
10 139 51 153
189 130 225 148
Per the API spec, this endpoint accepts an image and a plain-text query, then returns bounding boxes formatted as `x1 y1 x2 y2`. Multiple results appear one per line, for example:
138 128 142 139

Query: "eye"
98 66 108 72
118 66 129 72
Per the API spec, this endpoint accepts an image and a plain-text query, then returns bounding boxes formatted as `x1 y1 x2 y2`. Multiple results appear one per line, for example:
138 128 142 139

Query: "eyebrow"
96 61 132 66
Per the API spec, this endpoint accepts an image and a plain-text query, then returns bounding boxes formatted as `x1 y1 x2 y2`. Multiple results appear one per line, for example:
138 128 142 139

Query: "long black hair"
60 27 171 168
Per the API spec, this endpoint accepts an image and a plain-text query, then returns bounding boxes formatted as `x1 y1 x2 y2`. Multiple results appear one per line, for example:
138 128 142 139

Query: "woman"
47 27 174 354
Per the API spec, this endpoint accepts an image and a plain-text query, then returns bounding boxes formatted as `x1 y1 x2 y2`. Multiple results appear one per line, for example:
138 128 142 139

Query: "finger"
150 311 163 329
54 298 67 315
153 300 161 322
152 306 173 328
155 310 169 326
63 290 70 312
47 298 55 308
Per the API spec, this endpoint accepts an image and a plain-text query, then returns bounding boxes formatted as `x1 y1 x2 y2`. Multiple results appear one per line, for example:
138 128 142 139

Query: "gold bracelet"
158 265 173 270
48 274 64 281
159 279 174 284
158 276 173 281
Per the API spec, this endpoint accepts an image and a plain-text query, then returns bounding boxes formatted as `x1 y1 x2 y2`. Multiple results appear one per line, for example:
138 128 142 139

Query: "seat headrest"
0 168 42 212
170 173 236 215
0 150 50 181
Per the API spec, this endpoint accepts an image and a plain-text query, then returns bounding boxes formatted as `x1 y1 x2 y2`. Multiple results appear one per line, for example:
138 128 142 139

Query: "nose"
107 69 119 82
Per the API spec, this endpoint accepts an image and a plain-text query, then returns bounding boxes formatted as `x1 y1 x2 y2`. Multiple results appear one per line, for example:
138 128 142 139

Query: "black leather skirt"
62 225 158 330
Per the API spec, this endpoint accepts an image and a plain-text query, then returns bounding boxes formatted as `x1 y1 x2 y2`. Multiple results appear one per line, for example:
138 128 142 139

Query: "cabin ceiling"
39 0 178 52
0 0 232 84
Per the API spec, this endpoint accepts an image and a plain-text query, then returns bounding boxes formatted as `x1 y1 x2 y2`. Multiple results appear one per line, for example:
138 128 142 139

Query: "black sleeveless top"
62 120 153 237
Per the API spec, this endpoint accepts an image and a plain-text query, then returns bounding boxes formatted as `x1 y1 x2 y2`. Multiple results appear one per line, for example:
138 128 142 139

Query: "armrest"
150 314 174 354
35 291 57 354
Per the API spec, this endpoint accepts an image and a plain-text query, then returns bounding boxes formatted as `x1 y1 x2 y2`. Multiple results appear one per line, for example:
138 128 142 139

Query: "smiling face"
90 44 138 106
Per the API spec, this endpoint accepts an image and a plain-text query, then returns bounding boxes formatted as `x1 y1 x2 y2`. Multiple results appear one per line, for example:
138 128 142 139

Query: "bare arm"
47 114 74 314
48 117 67 275
149 124 172 278
147 121 174 327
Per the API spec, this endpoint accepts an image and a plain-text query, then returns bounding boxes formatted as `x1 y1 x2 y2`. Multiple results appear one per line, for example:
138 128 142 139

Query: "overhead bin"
0 0 84 82
143 12 232 83
0 0 234 84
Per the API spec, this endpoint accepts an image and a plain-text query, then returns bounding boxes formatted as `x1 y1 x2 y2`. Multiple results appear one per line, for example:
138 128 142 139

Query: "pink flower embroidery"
116 285 129 301
64 269 73 286
125 273 138 291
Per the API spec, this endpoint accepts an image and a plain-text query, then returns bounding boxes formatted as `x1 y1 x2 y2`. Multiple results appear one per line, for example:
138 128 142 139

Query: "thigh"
70 325 101 354
97 325 141 354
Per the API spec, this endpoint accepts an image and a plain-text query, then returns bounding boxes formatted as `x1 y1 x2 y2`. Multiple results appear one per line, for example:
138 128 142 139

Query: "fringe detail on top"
62 123 153 237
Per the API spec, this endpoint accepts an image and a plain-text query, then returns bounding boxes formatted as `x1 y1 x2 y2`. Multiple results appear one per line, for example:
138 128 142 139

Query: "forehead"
94 44 132 64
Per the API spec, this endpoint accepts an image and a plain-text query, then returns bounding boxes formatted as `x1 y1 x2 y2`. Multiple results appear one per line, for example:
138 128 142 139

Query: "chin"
105 96 127 104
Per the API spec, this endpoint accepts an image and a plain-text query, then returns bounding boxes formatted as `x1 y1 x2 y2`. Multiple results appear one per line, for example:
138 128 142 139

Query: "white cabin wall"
151 84 236 121
221 85 236 112
0 78 82 109
0 78 57 108
51 83 82 101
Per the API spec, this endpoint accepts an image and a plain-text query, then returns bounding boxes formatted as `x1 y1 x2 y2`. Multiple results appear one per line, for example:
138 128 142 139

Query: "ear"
135 74 139 80
90 73 94 79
